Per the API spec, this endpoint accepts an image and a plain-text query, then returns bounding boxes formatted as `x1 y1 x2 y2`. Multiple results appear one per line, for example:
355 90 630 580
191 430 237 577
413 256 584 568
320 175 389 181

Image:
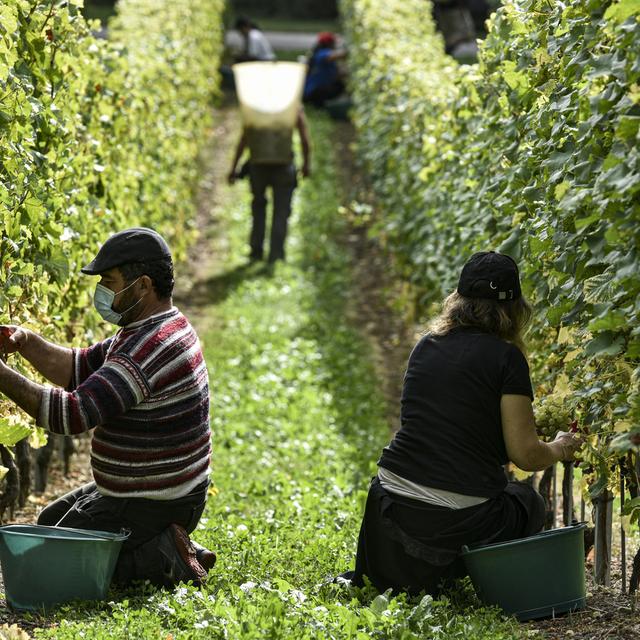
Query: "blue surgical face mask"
93 278 144 326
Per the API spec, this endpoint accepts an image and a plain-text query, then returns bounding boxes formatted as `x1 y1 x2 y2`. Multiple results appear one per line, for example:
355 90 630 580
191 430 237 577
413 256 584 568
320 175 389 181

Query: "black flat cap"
457 251 521 302
81 227 172 275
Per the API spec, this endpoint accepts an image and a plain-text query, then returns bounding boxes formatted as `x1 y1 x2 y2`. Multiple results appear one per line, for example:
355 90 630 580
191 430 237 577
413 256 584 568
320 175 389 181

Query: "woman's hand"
502 394 583 471
551 430 583 462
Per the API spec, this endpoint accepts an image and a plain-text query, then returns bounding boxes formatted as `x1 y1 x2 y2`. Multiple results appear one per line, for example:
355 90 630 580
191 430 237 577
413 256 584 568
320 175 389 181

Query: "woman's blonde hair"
429 291 532 353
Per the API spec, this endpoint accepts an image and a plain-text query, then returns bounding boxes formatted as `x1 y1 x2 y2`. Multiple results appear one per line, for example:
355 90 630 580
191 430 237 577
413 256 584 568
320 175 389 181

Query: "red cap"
317 32 336 47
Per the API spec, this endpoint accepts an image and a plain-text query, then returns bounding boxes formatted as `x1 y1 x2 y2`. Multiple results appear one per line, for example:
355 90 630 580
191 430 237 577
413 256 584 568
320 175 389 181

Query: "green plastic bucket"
461 523 586 621
0 524 129 611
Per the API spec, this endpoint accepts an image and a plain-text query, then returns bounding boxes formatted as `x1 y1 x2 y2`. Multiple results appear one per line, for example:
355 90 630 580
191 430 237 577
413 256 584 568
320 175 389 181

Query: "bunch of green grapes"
535 395 573 440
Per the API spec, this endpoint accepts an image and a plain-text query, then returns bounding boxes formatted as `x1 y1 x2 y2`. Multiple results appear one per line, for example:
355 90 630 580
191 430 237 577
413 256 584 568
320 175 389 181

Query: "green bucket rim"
460 523 586 557
0 524 130 543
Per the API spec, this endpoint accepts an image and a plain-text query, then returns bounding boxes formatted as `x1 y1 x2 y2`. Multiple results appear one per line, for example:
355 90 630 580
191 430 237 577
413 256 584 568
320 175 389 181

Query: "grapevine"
342 0 640 534
534 395 574 441
0 0 224 508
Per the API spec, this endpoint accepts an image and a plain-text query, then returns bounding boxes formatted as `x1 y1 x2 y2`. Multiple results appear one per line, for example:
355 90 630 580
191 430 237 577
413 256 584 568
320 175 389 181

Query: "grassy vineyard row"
36 113 524 640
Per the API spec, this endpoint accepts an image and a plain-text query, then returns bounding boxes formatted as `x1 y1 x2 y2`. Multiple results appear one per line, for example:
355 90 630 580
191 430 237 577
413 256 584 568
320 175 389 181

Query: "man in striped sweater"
0 227 215 588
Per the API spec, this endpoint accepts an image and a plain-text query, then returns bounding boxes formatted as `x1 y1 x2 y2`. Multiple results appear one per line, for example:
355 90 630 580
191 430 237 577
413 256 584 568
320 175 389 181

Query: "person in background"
228 109 311 264
303 32 347 107
432 0 495 62
347 251 583 595
467 0 494 37
0 228 216 589
234 16 276 62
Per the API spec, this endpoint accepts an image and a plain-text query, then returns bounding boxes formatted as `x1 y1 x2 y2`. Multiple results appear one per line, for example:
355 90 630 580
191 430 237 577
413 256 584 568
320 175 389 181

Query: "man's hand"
0 354 43 420
0 327 72 388
0 325 28 357
301 162 311 179
227 170 237 185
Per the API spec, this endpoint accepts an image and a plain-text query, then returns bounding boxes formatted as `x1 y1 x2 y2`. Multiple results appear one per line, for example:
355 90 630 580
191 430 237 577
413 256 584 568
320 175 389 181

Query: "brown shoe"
158 524 207 588
193 542 217 572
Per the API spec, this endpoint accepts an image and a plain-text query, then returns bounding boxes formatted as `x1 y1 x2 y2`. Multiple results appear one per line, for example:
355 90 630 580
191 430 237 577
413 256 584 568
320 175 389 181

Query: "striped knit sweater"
38 308 211 499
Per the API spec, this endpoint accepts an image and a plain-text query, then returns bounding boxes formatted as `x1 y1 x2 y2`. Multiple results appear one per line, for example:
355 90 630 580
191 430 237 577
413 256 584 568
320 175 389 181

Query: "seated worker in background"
220 17 276 91
234 16 275 62
228 109 311 263
0 228 216 589
303 32 347 107
347 251 583 595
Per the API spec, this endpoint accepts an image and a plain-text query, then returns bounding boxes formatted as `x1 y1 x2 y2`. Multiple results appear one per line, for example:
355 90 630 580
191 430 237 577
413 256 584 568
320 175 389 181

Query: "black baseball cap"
81 227 172 275
457 251 521 302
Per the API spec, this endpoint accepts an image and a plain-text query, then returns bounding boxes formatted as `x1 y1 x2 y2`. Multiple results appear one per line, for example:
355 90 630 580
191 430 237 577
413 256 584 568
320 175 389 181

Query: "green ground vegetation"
275 49 310 62
30 113 525 639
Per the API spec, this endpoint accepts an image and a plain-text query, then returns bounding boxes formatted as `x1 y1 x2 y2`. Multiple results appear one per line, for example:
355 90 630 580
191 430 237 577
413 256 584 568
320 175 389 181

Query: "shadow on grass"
293 114 390 485
176 260 275 308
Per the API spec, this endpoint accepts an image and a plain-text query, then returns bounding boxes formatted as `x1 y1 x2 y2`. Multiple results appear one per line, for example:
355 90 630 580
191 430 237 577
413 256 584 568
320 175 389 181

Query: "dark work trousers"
303 80 345 107
352 476 545 596
37 481 208 586
248 162 297 262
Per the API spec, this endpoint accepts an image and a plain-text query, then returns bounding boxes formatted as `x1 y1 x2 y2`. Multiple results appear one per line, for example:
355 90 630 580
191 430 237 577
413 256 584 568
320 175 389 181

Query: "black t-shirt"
378 327 533 498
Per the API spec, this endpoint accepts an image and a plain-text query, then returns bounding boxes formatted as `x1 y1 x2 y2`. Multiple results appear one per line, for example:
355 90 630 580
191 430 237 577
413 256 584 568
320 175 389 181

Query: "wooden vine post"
0 446 19 522
551 464 557 529
628 453 640 596
593 487 613 586
538 465 555 530
620 467 626 594
562 462 574 526
34 437 55 494
15 439 31 509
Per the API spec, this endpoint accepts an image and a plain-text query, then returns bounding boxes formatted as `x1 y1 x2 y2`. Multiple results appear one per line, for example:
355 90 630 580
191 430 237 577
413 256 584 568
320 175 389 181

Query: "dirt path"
173 104 241 326
328 120 417 434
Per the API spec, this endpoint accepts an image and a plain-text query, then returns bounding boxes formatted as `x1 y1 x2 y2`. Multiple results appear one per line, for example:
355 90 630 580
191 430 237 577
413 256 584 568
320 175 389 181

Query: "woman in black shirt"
350 251 582 595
